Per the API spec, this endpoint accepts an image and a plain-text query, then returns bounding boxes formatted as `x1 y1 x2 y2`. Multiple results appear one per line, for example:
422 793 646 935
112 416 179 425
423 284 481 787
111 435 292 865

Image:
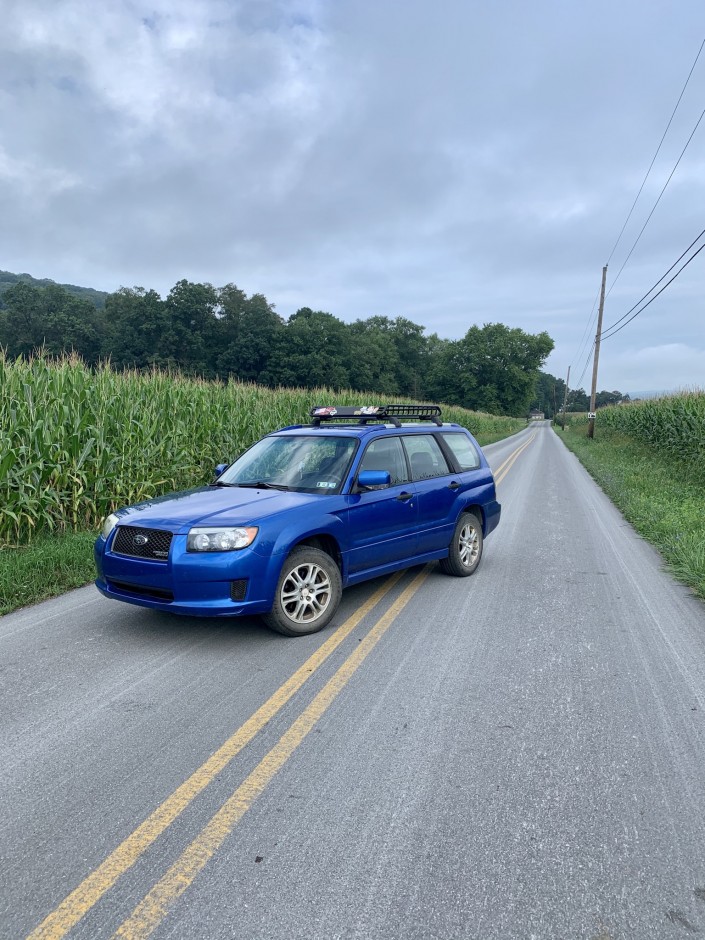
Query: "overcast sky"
2 0 704 395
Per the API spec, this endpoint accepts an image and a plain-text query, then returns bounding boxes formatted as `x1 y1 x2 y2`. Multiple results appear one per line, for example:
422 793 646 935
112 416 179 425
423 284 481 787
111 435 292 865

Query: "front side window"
402 435 450 481
440 432 481 471
359 437 409 485
219 435 357 493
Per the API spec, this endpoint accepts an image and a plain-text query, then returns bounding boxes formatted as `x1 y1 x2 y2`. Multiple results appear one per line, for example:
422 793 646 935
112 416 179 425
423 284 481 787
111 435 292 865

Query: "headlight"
101 513 119 540
187 526 258 552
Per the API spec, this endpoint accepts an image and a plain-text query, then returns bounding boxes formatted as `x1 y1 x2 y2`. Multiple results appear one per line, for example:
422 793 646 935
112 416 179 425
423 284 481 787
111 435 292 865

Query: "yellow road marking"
494 433 535 486
27 572 405 940
111 566 432 940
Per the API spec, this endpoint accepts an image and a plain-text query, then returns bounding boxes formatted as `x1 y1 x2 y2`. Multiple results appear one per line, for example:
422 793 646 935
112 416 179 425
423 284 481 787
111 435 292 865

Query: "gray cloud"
1 0 704 394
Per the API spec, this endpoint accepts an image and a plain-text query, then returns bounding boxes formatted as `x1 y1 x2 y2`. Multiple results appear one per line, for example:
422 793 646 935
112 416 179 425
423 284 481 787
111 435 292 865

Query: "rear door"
401 433 458 554
345 436 419 575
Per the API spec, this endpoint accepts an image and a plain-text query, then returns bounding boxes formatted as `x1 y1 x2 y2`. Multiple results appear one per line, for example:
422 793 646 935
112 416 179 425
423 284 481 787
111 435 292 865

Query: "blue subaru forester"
95 405 501 636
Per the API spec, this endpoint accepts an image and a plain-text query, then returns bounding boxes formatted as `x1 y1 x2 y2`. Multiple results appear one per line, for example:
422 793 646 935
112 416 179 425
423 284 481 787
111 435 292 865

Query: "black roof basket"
309 404 442 428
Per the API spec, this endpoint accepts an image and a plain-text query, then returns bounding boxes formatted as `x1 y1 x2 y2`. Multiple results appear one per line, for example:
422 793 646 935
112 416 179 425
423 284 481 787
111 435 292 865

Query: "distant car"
94 405 501 636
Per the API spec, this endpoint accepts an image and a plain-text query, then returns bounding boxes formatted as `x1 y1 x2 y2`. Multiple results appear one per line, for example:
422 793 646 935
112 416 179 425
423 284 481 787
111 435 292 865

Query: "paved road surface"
2 422 705 939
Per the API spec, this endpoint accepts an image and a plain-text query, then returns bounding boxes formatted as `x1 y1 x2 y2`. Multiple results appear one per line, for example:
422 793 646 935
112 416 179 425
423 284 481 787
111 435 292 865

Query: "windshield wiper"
209 480 236 487
236 481 290 491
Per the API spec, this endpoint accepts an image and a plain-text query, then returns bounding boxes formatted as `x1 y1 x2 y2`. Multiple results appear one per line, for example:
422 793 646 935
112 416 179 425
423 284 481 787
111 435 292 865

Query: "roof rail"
309 404 442 428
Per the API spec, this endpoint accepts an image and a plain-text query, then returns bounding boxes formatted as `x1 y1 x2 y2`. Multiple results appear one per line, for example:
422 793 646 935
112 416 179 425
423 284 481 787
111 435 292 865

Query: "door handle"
448 481 460 490
396 491 414 502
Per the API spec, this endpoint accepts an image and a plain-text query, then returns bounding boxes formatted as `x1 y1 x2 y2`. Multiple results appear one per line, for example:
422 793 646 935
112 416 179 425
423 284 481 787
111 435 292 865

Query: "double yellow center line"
28 568 429 940
493 431 536 486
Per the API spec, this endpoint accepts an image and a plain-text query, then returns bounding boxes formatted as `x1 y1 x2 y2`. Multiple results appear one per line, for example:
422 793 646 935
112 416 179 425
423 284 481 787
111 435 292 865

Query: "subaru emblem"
134 534 148 546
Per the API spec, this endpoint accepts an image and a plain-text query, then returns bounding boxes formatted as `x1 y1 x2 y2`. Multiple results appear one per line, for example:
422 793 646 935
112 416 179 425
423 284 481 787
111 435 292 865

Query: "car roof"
272 422 466 439
271 404 472 440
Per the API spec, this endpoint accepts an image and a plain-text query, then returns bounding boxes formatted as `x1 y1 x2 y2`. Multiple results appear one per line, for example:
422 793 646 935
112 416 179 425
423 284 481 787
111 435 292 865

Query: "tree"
345 319 400 394
162 280 219 375
567 388 590 411
359 315 429 398
267 308 351 389
0 281 103 362
425 335 466 405
596 389 629 408
102 287 168 369
530 371 566 419
216 290 284 383
0 281 42 355
212 283 248 375
428 323 553 415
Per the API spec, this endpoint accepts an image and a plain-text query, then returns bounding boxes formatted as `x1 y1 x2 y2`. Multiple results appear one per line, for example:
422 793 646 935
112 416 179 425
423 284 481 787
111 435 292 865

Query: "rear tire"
439 512 483 577
264 547 342 637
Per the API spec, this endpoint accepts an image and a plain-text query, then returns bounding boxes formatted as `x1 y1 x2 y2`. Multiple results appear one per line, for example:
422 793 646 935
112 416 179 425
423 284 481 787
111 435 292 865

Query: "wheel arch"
291 533 343 572
459 503 486 534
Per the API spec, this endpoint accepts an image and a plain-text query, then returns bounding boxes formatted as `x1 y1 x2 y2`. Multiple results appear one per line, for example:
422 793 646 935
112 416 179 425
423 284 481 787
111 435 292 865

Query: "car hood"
113 485 325 531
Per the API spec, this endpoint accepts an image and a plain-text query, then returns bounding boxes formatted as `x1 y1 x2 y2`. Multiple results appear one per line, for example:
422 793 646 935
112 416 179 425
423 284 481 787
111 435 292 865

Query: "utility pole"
588 265 608 439
561 365 570 431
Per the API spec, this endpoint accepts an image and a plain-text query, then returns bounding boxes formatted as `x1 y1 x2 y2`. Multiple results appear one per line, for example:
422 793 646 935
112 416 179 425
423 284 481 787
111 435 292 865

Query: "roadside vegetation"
557 391 705 602
0 352 526 614
0 274 554 415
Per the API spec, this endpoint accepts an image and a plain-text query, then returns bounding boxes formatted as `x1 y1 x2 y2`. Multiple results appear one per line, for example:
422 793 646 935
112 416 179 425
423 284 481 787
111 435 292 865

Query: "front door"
345 436 418 575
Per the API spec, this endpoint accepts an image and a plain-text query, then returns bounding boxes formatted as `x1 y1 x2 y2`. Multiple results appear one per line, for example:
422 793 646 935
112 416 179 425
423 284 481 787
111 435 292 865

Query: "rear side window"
402 435 450 481
441 432 481 471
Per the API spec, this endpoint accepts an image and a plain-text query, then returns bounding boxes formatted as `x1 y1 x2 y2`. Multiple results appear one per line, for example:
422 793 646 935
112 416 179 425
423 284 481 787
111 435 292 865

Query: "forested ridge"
0 272 624 417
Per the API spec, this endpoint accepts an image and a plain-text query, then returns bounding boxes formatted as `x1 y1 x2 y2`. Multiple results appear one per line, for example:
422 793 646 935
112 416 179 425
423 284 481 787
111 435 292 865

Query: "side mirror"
357 469 391 490
214 463 229 478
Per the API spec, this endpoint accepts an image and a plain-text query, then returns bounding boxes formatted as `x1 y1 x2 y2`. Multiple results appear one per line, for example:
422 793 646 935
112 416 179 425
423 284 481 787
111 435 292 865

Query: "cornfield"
563 391 705 466
0 352 525 545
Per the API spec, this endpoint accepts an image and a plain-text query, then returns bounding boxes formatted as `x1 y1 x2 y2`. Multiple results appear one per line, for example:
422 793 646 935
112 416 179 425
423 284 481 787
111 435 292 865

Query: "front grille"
112 526 173 562
108 579 174 601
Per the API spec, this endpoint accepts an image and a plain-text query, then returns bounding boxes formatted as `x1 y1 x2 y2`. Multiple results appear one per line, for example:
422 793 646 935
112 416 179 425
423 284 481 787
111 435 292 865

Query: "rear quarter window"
440 432 481 471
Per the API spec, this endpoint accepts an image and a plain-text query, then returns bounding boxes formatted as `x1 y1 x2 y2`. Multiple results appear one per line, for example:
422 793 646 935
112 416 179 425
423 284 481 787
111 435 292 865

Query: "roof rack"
309 404 442 428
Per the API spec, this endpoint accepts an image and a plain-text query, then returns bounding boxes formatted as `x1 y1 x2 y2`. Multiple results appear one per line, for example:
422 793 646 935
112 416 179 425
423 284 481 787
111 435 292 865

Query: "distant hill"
0 270 109 309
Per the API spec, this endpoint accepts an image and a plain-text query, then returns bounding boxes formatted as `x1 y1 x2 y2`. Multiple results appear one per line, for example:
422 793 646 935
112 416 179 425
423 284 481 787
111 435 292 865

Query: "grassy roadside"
0 531 97 615
0 425 518 617
556 423 705 602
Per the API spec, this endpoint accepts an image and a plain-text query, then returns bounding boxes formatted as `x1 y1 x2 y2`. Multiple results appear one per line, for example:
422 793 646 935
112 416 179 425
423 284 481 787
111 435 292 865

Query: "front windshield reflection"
219 435 357 494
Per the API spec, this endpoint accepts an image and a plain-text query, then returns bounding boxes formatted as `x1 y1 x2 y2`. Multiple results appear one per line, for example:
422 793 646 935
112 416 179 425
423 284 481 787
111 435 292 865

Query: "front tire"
264 547 342 637
439 512 483 577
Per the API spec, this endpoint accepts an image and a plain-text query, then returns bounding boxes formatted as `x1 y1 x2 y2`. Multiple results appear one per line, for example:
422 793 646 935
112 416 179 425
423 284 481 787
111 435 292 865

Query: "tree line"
0 276 624 417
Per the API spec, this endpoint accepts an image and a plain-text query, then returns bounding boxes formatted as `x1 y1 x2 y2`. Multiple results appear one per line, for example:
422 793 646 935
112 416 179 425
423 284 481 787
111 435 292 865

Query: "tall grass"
0 352 525 545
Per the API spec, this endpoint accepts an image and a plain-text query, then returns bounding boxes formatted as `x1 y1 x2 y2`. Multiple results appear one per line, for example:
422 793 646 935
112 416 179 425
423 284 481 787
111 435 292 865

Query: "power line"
567 37 705 395
605 38 705 268
570 284 601 372
600 237 705 341
601 225 705 335
573 338 596 390
605 105 705 299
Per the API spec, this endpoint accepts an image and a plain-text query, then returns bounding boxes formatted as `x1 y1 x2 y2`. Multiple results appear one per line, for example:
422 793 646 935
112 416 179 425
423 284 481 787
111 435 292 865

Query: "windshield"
219 435 358 494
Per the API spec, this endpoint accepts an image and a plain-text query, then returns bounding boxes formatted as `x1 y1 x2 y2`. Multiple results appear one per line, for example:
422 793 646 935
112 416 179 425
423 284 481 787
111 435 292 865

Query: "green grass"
0 531 97 615
557 423 705 602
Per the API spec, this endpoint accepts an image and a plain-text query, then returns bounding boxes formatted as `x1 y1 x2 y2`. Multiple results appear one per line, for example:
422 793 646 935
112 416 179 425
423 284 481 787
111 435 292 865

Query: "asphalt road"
2 422 705 940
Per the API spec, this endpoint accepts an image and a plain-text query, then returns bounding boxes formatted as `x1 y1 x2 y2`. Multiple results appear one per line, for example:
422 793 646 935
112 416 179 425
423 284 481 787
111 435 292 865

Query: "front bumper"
94 527 278 617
